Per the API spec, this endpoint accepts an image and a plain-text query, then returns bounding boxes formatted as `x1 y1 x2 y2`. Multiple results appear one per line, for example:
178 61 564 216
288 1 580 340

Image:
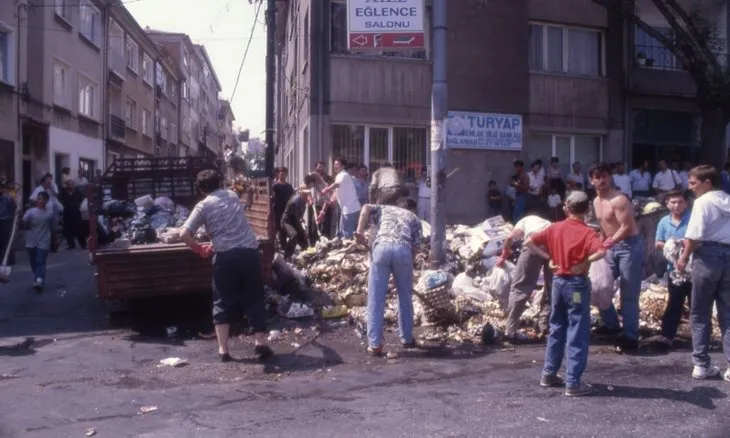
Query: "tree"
243 151 266 178
590 0 730 166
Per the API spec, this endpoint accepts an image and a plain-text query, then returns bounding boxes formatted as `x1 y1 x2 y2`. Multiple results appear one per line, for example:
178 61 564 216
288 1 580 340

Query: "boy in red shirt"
524 191 606 397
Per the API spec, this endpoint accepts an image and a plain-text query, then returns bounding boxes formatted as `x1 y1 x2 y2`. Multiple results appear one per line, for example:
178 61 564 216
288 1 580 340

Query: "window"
125 98 137 129
79 0 101 45
529 23 603 76
79 158 96 177
125 37 139 72
330 0 427 60
170 122 178 144
142 54 153 85
183 118 191 137
331 125 428 175
54 0 69 20
142 109 151 137
182 81 189 100
634 26 679 70
161 117 168 140
533 134 603 176
78 75 97 119
0 28 13 84
53 60 70 108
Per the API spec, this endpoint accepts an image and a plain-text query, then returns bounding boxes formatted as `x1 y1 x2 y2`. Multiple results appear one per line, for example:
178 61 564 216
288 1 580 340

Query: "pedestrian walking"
590 162 644 353
59 180 87 249
524 191 607 397
180 170 273 363
22 192 58 291
676 165 730 382
496 214 552 343
653 189 691 348
354 198 422 356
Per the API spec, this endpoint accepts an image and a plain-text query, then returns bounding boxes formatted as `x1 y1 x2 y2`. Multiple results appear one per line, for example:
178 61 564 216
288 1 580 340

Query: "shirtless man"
589 162 644 353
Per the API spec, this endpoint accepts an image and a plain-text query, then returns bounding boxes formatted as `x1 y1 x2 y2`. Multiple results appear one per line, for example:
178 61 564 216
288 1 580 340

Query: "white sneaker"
724 368 730 382
692 365 721 380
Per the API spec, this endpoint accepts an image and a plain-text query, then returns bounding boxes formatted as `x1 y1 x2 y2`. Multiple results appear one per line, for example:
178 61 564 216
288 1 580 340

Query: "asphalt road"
1 249 729 437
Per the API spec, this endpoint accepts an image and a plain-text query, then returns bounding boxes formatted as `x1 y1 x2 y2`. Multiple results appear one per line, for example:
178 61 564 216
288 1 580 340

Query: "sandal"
367 345 384 357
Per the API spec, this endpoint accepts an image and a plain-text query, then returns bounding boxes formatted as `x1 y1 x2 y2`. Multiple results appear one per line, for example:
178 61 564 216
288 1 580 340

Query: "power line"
229 0 263 103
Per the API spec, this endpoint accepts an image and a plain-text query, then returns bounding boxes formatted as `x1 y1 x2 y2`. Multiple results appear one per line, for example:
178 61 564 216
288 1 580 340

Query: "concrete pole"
264 0 276 179
429 0 447 268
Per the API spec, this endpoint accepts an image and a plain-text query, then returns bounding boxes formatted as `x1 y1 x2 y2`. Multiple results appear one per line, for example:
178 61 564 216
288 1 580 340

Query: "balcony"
632 44 705 97
108 48 126 82
110 115 126 140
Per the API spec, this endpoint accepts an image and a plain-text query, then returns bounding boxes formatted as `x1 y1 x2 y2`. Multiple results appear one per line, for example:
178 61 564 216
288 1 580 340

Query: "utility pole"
429 0 447 268
264 0 276 179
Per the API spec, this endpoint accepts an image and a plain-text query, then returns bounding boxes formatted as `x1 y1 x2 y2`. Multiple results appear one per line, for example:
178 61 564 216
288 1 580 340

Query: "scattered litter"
607 385 614 391
85 428 97 437
294 328 304 335
291 343 301 348
386 351 398 360
157 357 188 368
321 305 349 319
536 417 550 423
286 303 314 319
268 330 282 342
139 406 158 414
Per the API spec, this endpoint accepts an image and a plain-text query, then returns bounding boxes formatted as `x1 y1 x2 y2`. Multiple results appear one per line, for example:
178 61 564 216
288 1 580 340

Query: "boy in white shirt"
322 158 362 239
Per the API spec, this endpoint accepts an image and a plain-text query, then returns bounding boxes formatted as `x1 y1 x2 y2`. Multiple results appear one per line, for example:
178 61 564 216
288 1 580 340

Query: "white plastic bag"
589 257 615 310
484 262 515 311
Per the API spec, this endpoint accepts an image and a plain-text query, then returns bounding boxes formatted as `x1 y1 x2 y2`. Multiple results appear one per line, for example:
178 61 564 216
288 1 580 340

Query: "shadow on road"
591 383 727 409
0 337 55 357
262 339 344 375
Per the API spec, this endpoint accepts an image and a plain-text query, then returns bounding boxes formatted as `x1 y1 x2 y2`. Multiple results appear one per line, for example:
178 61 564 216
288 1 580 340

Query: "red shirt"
530 218 603 276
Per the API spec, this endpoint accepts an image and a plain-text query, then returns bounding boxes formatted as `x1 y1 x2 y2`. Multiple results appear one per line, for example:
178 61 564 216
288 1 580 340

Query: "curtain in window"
331 125 365 169
568 29 600 76
393 128 427 183
528 25 543 70
369 128 388 173
547 27 564 73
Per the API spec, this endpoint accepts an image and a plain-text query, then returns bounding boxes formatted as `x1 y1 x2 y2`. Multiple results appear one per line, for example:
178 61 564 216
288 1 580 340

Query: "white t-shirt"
612 173 632 198
566 171 585 188
685 190 730 245
629 169 652 192
29 185 63 212
334 170 361 215
652 169 680 192
528 171 544 195
514 215 551 240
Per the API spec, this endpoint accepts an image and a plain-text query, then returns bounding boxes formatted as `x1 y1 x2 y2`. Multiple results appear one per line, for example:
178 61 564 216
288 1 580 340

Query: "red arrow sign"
351 34 368 47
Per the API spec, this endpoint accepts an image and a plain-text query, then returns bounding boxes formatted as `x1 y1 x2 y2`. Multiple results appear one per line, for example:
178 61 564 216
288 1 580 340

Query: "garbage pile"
96 195 209 247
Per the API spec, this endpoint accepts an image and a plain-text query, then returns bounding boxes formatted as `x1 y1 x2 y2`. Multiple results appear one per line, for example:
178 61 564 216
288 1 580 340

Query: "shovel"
0 210 20 283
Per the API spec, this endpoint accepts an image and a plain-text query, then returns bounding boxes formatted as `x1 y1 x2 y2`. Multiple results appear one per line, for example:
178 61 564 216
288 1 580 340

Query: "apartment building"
275 0 625 223
21 0 106 195
0 2 18 182
106 5 161 162
194 45 223 159
218 99 236 152
146 31 201 157
154 54 181 157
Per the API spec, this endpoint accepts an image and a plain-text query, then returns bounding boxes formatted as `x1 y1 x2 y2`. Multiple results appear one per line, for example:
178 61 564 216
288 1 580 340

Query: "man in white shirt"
74 168 89 188
322 158 361 239
496 214 552 342
677 165 730 382
629 160 652 197
30 174 63 213
653 159 682 195
566 161 586 192
612 162 632 198
416 167 431 221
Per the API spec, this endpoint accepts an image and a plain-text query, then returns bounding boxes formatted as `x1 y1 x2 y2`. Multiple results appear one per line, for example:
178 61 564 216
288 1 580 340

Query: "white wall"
48 127 105 176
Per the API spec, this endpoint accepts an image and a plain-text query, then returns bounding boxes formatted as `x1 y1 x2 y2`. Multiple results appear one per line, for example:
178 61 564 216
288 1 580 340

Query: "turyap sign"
446 111 523 151
347 0 425 51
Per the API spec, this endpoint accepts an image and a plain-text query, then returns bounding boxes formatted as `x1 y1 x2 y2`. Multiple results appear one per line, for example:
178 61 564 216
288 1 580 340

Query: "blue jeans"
543 275 592 389
339 210 360 239
689 243 730 368
513 194 527 222
599 235 644 341
27 247 49 281
367 243 414 348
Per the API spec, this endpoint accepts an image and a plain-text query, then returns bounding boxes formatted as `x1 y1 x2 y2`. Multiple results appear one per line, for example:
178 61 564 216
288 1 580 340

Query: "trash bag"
484 262 515 311
153 196 175 211
589 257 615 310
149 211 175 231
103 200 136 218
452 272 491 302
663 237 692 285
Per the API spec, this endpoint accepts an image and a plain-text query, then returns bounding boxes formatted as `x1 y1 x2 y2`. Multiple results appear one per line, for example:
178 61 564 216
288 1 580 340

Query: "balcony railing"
110 115 125 139
634 44 728 71
108 48 126 80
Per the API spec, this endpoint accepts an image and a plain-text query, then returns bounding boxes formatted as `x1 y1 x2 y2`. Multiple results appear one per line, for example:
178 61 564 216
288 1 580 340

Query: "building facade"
21 0 107 195
275 0 625 223
194 45 223 159
218 99 237 152
0 1 19 183
154 53 181 157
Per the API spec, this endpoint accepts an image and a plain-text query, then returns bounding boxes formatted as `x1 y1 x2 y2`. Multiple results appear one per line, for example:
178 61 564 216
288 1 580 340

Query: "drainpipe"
102 3 110 169
16 0 27 189
623 12 633 167
317 0 325 165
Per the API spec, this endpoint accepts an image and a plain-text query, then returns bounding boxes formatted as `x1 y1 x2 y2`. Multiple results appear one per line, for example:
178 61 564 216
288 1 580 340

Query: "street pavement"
1 249 729 437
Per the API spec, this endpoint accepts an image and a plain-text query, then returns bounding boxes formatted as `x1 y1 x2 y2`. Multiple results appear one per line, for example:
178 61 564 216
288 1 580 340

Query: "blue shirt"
655 211 690 271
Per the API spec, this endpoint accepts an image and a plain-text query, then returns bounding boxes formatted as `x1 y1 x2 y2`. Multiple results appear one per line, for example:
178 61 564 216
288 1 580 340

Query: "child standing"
547 188 562 221
487 180 503 218
524 191 607 397
22 191 57 291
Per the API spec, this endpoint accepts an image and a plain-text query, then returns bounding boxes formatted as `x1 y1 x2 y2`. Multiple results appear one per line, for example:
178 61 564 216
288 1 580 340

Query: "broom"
0 203 20 283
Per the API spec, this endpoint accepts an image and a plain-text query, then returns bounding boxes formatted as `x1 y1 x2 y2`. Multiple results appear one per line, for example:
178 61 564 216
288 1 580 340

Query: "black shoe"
401 340 418 349
219 353 232 363
565 384 594 397
540 374 565 388
254 345 274 361
614 336 639 353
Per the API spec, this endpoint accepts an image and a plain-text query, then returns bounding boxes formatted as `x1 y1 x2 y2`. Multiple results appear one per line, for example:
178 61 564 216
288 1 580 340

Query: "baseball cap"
565 191 589 209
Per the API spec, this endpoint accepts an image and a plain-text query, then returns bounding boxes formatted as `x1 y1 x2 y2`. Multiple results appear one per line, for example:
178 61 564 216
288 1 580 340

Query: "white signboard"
347 0 425 51
446 111 523 151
